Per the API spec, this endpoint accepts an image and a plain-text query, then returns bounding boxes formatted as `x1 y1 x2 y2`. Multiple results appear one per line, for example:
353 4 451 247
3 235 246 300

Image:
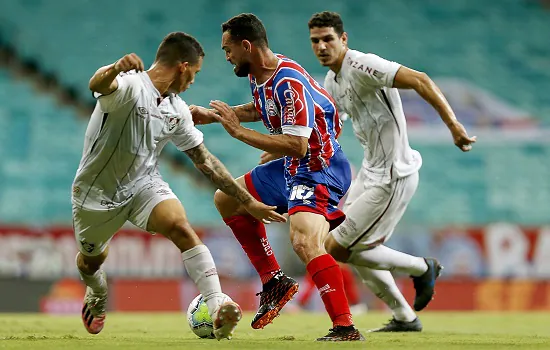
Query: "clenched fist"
114 53 144 73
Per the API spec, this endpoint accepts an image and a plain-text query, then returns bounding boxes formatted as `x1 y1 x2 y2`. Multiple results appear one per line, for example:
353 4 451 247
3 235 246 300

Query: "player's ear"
179 61 189 73
242 40 252 53
341 32 348 46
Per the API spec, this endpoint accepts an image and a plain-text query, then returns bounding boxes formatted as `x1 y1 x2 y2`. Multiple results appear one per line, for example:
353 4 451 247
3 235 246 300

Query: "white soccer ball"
187 294 215 339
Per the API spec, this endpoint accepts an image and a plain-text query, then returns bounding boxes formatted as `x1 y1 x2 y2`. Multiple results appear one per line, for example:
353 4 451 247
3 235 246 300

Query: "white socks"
182 244 226 319
348 245 428 277
353 265 417 322
78 268 107 294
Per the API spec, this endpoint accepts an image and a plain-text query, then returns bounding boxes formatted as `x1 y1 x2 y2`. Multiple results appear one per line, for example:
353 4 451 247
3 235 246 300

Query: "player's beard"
234 62 250 77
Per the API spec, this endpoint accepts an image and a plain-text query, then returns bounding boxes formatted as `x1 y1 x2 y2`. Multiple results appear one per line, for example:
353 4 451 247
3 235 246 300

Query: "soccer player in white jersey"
307 12 477 332
72 32 285 339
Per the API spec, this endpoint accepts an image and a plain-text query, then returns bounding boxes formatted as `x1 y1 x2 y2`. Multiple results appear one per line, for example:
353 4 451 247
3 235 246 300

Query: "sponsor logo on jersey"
283 86 304 125
346 57 381 76
72 186 81 198
156 188 171 196
265 99 278 117
268 127 283 135
166 116 180 131
137 107 149 117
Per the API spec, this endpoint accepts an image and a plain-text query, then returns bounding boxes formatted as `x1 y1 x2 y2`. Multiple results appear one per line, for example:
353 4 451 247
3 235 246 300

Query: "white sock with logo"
353 265 417 322
78 268 107 294
182 244 227 319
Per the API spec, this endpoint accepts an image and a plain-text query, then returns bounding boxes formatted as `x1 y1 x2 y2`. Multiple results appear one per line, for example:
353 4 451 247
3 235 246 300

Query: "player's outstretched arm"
184 143 286 223
89 53 144 96
231 102 262 122
190 102 260 125
209 100 308 158
393 66 476 152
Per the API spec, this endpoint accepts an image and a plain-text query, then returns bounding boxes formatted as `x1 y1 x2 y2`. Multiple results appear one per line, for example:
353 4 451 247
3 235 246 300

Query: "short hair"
308 11 345 36
155 32 204 66
221 13 269 47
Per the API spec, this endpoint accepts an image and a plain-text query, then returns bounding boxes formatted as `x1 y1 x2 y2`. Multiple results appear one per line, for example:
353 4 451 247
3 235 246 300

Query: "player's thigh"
128 179 201 250
128 178 189 232
289 211 330 263
72 205 128 258
213 175 249 217
331 181 394 251
342 168 367 212
372 172 419 243
342 173 418 252
217 158 289 216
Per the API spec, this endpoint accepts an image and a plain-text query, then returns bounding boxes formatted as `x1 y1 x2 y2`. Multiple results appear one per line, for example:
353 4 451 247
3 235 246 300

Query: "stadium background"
0 0 549 316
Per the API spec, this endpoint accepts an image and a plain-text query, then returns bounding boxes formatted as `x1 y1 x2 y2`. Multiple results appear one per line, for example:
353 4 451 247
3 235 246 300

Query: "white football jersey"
324 49 422 184
72 71 203 211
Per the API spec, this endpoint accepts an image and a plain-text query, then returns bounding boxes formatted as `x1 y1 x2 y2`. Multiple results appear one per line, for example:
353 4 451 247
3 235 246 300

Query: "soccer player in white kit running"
307 12 477 332
72 32 285 339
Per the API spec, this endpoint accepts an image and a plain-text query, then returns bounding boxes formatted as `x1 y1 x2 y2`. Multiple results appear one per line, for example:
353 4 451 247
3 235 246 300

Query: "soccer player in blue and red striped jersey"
191 13 364 342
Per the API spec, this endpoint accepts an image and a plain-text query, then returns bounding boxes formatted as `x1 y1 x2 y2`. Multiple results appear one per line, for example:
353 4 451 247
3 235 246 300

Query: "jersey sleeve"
274 79 314 138
93 73 142 112
171 98 204 152
353 53 401 89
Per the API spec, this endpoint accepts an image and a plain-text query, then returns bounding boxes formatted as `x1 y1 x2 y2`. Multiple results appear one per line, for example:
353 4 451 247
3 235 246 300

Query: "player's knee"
290 228 322 264
169 219 195 239
214 189 235 215
324 236 351 263
167 219 202 251
213 189 227 209
77 251 107 274
214 189 246 218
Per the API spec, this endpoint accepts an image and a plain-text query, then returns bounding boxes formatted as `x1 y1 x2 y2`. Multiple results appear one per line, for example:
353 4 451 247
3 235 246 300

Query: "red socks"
307 254 354 327
340 264 360 306
224 216 354 327
224 215 281 284
297 273 317 307
299 264 360 307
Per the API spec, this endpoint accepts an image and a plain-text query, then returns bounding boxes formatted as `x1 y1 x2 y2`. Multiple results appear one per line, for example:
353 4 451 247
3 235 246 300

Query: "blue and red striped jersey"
249 54 342 176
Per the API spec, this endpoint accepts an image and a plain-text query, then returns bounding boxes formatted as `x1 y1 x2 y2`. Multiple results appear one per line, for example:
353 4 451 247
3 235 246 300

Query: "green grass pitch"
0 311 549 349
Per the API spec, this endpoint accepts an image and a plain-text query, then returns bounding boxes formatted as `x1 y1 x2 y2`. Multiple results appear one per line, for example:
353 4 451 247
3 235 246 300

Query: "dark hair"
308 11 345 36
155 32 204 65
221 13 269 47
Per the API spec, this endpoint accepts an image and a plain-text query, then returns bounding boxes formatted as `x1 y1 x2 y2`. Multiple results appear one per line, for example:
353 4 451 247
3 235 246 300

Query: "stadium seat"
0 0 549 225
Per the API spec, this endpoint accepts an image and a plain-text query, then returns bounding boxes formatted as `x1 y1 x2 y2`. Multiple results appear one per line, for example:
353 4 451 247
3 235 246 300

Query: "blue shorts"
244 149 352 230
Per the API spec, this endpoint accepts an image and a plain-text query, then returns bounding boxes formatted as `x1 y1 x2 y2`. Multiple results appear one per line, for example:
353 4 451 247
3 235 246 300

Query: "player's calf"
290 212 362 337
77 252 108 334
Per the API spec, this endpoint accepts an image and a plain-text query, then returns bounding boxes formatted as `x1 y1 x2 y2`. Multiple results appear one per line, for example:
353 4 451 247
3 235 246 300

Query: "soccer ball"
187 294 215 339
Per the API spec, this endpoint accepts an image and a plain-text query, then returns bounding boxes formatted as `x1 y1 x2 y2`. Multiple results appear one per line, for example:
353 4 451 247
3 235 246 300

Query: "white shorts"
72 178 177 256
331 170 419 251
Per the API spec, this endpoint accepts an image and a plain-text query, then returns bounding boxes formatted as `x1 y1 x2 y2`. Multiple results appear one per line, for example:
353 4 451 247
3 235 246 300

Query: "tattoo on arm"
233 102 261 122
185 144 253 204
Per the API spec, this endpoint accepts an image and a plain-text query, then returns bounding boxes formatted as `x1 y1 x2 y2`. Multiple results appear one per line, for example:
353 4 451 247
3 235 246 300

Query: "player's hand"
189 105 219 125
209 100 242 137
114 53 144 73
259 151 284 165
243 200 287 224
449 121 476 152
